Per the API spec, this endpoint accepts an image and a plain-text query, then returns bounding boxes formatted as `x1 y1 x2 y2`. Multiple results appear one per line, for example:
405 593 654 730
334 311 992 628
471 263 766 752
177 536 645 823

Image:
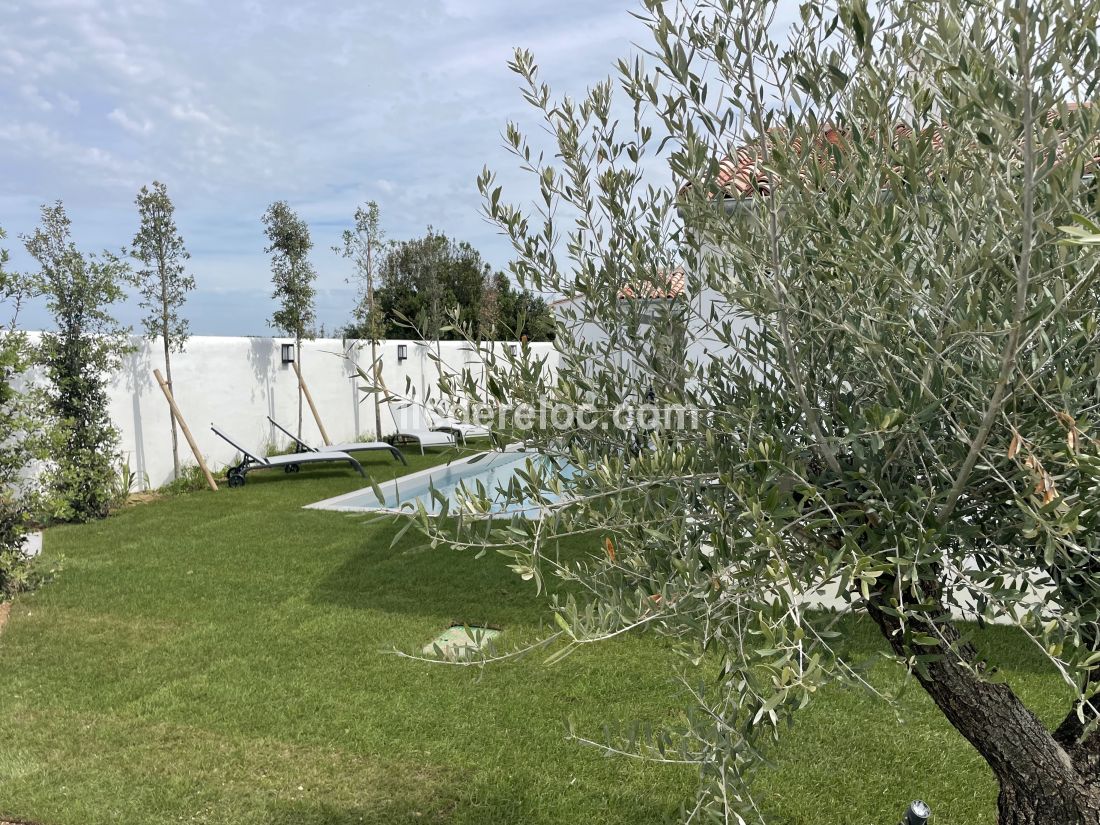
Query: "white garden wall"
59 335 557 490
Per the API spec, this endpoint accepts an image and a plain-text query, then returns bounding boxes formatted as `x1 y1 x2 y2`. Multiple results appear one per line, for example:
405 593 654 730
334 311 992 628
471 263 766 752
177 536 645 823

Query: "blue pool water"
305 450 575 517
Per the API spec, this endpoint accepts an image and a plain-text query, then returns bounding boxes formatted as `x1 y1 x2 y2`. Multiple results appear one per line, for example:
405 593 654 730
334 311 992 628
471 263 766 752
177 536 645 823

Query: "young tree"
427 0 1100 821
263 201 317 439
333 201 386 438
25 202 130 522
0 226 41 596
129 181 195 480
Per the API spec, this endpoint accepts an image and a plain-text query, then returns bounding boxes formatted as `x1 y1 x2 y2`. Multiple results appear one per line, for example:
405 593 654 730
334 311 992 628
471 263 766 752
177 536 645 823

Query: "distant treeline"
339 228 555 342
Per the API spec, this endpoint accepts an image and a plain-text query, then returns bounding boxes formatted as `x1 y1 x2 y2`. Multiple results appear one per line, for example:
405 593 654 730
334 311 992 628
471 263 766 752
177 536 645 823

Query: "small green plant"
264 440 296 457
109 458 149 507
158 463 212 496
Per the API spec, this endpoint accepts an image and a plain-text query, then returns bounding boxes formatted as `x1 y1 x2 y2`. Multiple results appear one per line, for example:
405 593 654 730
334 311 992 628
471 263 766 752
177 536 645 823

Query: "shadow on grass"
808 608 1071 678
227 466 373 487
307 515 549 627
264 781 684 825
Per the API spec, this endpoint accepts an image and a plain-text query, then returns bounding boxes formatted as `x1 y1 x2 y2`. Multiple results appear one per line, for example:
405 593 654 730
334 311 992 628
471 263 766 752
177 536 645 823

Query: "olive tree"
263 201 317 439
423 0 1100 821
334 201 386 439
130 181 195 480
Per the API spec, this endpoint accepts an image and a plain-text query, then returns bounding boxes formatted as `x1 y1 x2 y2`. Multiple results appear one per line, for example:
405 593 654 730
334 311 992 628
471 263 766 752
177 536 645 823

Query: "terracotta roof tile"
685 105 1099 200
617 267 686 299
552 268 687 306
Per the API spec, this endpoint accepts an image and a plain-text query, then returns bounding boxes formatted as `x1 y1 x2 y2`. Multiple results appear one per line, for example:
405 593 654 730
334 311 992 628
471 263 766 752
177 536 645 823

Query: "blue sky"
1 0 656 335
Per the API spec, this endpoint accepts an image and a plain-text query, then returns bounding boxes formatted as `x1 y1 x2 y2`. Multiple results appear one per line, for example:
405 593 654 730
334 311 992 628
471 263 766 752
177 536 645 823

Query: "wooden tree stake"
292 360 331 445
153 368 218 492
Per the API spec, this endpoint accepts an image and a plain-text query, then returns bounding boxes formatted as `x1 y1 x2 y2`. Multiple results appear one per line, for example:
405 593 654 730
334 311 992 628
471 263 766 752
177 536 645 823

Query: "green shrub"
25 202 131 522
0 224 44 598
159 463 213 496
0 495 31 600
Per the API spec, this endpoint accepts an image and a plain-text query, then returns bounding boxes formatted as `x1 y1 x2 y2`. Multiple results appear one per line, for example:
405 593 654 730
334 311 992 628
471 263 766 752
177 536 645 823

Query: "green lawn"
0 449 1071 824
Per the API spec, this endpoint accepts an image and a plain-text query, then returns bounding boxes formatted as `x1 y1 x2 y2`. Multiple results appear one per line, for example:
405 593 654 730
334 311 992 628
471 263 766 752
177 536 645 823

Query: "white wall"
552 296 676 385
552 282 762 386
61 335 556 490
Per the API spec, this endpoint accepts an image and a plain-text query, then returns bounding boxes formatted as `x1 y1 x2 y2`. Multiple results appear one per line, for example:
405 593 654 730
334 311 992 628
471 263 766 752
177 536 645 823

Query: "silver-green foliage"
129 181 194 349
333 201 386 343
425 0 1100 820
263 200 317 438
264 200 317 343
129 180 195 480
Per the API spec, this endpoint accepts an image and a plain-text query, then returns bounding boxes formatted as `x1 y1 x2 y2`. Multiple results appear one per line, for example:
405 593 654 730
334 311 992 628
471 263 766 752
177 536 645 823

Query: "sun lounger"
389 397 491 446
266 416 407 465
385 400 457 454
211 425 365 487
422 407 494 445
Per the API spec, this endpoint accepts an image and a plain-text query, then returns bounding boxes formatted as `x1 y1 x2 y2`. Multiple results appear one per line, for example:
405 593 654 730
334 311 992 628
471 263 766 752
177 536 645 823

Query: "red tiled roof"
686 105 1099 200
617 267 686 299
550 268 687 306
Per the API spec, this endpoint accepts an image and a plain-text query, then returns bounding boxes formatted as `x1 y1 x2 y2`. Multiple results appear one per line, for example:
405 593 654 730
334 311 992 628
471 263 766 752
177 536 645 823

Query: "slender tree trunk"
164 335 179 481
296 335 303 440
370 338 381 439
162 284 180 481
367 240 382 440
865 584 1100 824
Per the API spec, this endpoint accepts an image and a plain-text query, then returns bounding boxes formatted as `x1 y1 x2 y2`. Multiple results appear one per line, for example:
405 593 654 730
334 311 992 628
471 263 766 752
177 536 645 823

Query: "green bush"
0 496 31 600
0 224 43 599
25 202 131 522
159 463 213 496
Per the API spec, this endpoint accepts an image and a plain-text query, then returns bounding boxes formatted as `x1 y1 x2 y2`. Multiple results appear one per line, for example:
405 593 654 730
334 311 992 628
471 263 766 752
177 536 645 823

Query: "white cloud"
19 83 53 112
0 47 29 74
107 107 153 135
1 0 719 334
0 120 141 186
167 102 223 131
438 7 636 74
56 91 80 114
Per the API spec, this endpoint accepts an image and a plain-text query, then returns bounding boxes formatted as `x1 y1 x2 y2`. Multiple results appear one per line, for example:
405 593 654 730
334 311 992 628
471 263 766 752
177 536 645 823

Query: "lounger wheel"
227 469 246 488
284 463 300 474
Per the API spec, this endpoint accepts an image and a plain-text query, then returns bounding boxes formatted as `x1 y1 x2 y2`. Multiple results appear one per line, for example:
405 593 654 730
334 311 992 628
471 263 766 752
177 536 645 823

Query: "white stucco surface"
22 531 43 558
24 335 556 490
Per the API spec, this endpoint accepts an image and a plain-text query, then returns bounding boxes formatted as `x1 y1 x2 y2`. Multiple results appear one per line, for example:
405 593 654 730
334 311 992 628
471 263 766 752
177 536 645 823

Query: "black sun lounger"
211 425 365 487
266 416 407 465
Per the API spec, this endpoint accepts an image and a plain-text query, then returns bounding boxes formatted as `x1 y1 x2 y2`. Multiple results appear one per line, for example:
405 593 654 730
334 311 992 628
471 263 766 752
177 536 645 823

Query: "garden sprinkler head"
901 799 931 825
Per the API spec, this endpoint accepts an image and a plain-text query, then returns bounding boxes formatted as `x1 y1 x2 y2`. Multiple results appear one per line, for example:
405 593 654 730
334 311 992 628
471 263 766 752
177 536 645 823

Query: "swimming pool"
304 449 575 517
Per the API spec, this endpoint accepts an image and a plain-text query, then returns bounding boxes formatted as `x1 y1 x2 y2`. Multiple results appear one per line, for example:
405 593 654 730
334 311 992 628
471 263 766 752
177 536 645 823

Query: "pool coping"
302 448 552 517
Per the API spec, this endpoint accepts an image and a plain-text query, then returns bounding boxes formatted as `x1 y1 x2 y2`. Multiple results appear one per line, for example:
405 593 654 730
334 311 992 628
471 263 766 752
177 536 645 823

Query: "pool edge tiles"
303 449 571 518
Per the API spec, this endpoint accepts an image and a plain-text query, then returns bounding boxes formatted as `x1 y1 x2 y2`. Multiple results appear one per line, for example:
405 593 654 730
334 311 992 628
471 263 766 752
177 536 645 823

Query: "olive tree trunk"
866 590 1099 825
